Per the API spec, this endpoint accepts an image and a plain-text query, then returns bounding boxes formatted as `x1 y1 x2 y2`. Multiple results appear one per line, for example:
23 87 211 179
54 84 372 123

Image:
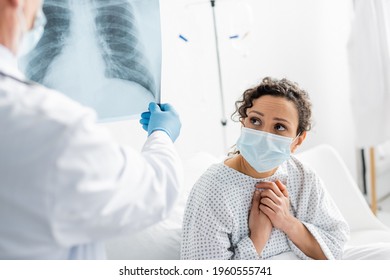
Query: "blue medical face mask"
236 127 299 173
18 6 47 57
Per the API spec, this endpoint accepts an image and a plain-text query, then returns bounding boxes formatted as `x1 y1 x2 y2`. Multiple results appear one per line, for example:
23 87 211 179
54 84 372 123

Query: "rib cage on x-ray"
26 0 71 83
25 0 157 99
93 0 156 95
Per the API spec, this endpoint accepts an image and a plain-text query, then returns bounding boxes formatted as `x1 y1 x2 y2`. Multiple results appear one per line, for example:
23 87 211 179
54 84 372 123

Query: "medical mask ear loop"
290 132 301 148
17 3 46 58
17 1 28 41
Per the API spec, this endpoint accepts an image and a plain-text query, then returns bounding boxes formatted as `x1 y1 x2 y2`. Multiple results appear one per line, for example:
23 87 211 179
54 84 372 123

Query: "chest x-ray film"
20 0 161 122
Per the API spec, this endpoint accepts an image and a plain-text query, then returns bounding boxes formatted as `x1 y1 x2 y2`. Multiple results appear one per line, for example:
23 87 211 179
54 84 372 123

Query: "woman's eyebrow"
248 110 264 116
274 117 291 124
249 111 291 124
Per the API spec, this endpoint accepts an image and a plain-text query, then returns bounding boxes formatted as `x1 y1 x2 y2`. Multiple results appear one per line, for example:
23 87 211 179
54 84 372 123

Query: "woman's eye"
250 117 261 126
275 124 286 131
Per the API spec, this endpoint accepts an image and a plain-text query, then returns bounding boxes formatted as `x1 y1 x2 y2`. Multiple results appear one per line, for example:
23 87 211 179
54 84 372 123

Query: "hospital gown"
181 156 350 260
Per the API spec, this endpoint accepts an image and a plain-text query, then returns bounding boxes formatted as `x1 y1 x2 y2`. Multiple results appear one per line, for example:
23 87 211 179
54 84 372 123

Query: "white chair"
295 144 390 248
105 145 390 259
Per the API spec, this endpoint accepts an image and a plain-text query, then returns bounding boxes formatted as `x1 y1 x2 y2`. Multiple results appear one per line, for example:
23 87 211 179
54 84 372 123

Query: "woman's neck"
225 154 277 179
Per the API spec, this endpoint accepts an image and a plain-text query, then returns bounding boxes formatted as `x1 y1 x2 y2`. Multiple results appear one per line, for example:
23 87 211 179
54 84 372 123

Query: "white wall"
104 0 358 178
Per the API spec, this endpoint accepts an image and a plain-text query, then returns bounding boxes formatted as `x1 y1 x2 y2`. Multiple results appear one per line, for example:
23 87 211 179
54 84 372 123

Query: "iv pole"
210 0 228 152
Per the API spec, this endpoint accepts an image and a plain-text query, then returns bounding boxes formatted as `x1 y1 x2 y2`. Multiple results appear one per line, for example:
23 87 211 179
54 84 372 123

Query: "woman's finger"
259 203 274 216
260 189 279 205
260 197 277 210
275 180 289 197
251 190 261 212
256 182 283 197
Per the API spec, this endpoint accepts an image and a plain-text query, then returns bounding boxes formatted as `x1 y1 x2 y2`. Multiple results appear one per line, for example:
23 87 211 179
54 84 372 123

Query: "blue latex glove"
140 102 181 142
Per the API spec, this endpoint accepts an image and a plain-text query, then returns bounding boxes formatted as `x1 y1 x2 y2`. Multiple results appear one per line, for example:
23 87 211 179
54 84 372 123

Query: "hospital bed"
105 144 390 259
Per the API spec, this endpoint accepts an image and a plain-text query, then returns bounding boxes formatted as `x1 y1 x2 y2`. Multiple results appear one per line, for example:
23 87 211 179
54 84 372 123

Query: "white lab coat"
0 45 183 259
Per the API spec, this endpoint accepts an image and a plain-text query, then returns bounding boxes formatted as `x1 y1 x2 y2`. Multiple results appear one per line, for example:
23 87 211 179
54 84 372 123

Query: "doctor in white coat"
0 0 183 259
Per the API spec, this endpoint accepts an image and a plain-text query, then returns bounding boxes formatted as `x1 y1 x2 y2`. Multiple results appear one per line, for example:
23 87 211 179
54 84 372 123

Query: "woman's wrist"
281 215 300 237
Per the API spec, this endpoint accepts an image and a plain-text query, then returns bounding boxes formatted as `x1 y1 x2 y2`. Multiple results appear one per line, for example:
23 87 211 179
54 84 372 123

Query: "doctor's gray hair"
232 77 312 135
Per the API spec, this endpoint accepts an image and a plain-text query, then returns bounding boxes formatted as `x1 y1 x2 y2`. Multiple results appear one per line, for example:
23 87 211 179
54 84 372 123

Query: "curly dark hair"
232 77 312 135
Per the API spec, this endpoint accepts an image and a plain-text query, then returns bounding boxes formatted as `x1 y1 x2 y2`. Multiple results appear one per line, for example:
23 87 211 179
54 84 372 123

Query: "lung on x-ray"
20 0 161 122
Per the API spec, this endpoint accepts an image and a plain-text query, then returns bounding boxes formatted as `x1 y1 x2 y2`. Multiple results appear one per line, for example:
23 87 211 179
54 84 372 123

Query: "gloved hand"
140 102 181 142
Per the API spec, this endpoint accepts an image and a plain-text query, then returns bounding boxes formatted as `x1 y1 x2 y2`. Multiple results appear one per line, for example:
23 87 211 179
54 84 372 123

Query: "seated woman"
181 77 350 260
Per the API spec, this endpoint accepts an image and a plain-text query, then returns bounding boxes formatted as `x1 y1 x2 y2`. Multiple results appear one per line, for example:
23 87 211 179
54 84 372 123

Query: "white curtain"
348 0 390 147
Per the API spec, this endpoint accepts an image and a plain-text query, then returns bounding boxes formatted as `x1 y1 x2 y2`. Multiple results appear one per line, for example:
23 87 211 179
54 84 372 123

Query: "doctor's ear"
9 0 26 12
10 0 23 7
291 131 307 153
